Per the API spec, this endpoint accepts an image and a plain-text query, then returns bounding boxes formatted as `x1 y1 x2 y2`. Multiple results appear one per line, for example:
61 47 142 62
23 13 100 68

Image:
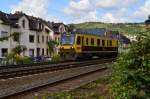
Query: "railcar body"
59 28 118 60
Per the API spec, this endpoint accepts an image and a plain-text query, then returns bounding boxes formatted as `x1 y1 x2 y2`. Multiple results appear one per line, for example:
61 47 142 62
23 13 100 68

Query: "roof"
0 11 55 30
69 28 118 38
0 11 68 32
71 28 106 36
0 11 11 24
51 22 65 33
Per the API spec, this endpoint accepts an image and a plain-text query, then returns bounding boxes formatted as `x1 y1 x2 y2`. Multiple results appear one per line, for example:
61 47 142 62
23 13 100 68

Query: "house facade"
0 11 55 58
42 22 68 54
51 22 67 43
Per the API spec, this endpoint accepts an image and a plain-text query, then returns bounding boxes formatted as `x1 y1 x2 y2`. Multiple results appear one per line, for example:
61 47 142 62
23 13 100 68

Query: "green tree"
0 32 21 42
12 45 27 55
111 31 150 98
68 24 76 31
47 39 58 56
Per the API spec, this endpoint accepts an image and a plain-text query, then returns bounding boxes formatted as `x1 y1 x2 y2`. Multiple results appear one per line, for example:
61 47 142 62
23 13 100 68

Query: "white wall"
0 16 55 58
0 23 11 58
36 25 54 56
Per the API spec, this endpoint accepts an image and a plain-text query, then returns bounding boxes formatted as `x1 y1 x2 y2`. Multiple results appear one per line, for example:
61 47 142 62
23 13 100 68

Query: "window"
42 48 44 55
37 48 40 56
55 37 57 42
22 20 25 28
91 38 94 45
42 36 44 43
110 40 112 46
1 48 8 57
13 34 20 42
107 40 109 46
116 41 118 46
47 49 49 55
42 25 44 30
45 28 50 33
77 36 81 45
29 35 34 43
61 36 74 45
58 37 60 44
1 31 8 40
29 49 34 57
37 35 40 43
97 39 100 46
39 23 42 30
102 40 105 46
82 37 84 45
86 38 88 45
46 36 49 43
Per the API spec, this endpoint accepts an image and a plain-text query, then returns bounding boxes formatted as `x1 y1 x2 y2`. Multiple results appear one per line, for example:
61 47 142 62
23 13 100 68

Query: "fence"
0 58 16 66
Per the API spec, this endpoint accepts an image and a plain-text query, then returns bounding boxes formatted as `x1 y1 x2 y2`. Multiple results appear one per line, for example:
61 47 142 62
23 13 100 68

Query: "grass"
69 22 145 36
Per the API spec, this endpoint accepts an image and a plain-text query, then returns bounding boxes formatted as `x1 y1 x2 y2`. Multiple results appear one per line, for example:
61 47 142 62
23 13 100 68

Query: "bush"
22 57 33 64
111 31 150 98
51 54 62 62
14 55 33 65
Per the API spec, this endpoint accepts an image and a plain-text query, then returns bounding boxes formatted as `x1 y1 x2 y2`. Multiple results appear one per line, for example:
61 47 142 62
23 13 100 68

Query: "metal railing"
0 58 16 66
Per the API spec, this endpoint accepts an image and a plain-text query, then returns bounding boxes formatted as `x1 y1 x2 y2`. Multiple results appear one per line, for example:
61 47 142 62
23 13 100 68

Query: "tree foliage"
0 32 20 42
111 31 150 98
12 45 27 55
47 39 58 54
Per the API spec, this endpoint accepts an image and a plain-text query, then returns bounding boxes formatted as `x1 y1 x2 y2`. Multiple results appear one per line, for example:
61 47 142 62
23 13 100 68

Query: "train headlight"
70 47 74 49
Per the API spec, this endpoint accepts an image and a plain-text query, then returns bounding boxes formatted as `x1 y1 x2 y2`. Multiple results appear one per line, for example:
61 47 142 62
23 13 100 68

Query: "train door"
75 35 82 53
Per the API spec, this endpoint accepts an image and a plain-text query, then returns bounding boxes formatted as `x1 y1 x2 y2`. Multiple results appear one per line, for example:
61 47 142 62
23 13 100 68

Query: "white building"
0 11 57 58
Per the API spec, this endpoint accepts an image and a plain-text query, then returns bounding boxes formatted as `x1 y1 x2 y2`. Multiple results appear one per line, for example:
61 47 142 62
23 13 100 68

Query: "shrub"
51 54 62 62
110 31 150 98
22 57 33 64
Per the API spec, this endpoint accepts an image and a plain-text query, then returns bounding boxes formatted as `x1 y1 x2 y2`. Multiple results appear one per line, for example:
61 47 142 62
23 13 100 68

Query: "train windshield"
61 36 74 45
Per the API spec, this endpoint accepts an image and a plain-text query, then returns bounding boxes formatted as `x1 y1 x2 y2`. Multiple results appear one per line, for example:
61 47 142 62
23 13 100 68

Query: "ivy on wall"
0 32 21 42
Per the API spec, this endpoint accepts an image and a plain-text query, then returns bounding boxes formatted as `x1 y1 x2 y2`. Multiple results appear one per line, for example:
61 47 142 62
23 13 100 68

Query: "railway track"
0 58 115 79
0 58 115 99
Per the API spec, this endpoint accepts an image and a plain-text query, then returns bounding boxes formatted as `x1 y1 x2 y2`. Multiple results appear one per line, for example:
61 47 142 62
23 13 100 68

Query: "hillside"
69 22 145 36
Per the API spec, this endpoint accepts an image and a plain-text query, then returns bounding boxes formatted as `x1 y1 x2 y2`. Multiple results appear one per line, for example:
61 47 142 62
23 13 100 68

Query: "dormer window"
22 20 25 28
39 23 42 30
39 23 43 30
45 28 50 33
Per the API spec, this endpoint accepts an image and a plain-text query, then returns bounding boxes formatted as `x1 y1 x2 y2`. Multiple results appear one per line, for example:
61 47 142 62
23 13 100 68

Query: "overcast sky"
0 0 149 23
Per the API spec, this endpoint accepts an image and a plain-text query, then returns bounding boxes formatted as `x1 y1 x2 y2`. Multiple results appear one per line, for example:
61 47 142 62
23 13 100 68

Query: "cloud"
134 0 150 18
64 0 94 15
96 0 137 9
73 10 98 23
64 0 96 23
100 13 117 23
96 0 119 9
100 12 130 23
64 0 138 23
11 0 61 22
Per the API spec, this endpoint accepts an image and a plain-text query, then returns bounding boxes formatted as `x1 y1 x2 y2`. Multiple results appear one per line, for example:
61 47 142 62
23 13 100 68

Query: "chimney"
14 11 23 14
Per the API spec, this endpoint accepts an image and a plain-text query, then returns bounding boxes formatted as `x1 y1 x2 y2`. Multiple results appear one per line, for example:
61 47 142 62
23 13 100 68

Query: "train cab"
59 32 83 59
59 33 75 51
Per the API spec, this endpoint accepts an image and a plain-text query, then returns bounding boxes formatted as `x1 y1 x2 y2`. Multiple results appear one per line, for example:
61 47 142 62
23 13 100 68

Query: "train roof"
71 28 106 36
63 28 119 38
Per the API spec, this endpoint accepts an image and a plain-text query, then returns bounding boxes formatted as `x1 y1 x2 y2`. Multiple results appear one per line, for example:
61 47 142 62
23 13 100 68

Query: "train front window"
61 36 74 45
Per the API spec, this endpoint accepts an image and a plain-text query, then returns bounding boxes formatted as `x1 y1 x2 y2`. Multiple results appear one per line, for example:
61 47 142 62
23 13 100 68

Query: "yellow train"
59 28 118 60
